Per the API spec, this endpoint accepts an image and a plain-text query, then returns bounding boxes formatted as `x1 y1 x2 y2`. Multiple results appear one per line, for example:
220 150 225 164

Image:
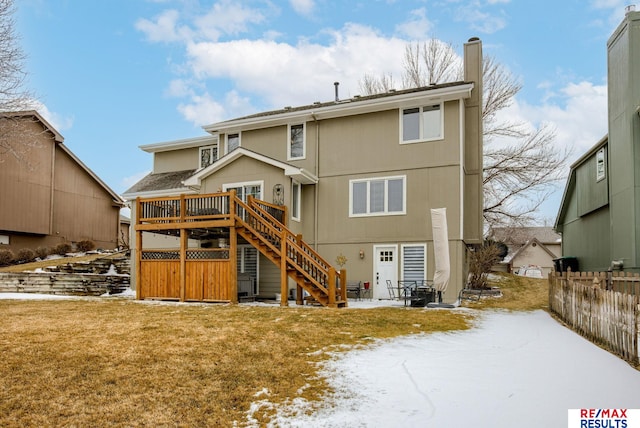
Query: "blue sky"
15 0 633 222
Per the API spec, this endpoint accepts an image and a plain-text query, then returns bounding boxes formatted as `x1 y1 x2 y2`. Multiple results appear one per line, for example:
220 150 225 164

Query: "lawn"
0 274 547 427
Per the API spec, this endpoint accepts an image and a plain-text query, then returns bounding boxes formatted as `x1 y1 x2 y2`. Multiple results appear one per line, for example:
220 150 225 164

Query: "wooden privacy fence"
549 271 640 365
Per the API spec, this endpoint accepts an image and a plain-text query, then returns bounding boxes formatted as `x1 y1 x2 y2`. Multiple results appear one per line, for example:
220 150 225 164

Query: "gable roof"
0 110 64 143
122 169 197 199
183 147 319 188
508 237 559 264
203 82 475 134
490 227 561 245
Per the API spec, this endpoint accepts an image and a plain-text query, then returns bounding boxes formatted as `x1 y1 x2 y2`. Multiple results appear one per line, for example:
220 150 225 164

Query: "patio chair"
346 281 362 300
386 280 399 300
398 280 419 307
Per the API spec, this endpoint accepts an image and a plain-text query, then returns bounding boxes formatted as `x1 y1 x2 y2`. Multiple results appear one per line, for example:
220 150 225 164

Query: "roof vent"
388 89 396 93
313 101 321 105
626 4 636 14
284 106 292 110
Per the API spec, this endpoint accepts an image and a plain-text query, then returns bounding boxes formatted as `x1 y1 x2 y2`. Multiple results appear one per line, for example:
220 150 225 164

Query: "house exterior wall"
608 11 640 269
511 244 558 276
154 147 199 173
52 147 120 249
0 118 54 236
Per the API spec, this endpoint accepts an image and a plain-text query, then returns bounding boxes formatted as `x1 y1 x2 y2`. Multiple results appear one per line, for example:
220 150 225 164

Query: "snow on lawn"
257 310 640 428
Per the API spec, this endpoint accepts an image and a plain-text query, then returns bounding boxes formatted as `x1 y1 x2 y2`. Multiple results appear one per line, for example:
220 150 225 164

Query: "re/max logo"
582 409 628 419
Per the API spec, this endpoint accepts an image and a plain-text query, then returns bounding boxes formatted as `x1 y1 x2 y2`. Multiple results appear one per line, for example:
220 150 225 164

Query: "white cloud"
290 0 315 16
29 101 74 132
455 5 507 34
494 80 608 166
194 0 267 41
135 9 192 43
395 8 433 39
184 23 407 114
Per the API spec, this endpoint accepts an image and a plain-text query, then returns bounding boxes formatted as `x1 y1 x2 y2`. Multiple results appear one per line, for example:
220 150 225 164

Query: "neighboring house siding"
0 120 54 235
52 147 120 248
576 148 608 216
0 111 123 252
561 206 611 272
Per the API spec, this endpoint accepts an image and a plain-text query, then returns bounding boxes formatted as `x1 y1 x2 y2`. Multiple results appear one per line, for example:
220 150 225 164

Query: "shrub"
467 242 502 290
16 248 36 264
76 240 95 252
35 246 50 260
0 249 15 266
53 242 72 256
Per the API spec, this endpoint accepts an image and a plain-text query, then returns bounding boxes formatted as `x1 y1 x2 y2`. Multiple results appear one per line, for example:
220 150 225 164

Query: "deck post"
179 228 187 302
340 269 347 303
229 190 238 303
280 229 288 307
328 267 337 308
135 197 142 300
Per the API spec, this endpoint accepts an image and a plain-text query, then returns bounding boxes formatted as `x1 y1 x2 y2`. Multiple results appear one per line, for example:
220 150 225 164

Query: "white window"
199 145 218 169
402 244 426 282
223 181 262 202
288 123 305 160
349 176 406 217
0 235 8 245
401 104 442 143
226 133 240 153
291 181 301 222
596 148 606 182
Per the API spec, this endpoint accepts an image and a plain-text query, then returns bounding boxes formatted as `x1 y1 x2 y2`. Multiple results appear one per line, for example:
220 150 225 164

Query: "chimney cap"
468 36 480 42
625 4 636 14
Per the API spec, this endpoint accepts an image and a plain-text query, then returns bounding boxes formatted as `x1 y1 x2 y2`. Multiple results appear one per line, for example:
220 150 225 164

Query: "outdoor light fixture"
359 249 365 259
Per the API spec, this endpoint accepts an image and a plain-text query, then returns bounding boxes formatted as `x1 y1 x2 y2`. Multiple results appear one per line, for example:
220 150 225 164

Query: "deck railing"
138 193 232 224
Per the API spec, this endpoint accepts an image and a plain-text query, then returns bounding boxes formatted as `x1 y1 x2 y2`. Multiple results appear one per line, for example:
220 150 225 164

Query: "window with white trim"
288 123 305 160
226 133 240 153
199 144 218 169
401 104 442 143
291 181 301 221
402 244 426 282
349 176 406 217
223 181 262 202
596 148 606 182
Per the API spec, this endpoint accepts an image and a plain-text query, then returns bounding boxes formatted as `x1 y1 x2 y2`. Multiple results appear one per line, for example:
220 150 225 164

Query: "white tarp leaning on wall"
430 208 450 294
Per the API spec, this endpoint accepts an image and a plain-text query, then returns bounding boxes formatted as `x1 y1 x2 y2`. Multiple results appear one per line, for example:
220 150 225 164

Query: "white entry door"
373 245 398 300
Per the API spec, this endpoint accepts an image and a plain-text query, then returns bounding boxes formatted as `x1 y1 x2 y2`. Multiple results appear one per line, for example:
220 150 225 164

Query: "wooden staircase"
234 195 347 308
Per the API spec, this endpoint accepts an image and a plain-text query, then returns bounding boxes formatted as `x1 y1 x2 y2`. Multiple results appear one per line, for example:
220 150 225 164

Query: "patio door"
373 245 398 299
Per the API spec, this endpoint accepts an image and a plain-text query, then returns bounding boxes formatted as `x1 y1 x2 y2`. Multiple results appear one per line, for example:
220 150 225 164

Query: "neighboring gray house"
555 9 640 272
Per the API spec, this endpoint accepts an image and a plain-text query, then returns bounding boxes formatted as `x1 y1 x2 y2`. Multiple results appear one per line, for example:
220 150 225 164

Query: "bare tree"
359 38 570 230
0 0 32 111
0 0 42 167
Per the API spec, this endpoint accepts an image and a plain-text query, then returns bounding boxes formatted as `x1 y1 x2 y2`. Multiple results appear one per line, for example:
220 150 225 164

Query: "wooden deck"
135 191 347 307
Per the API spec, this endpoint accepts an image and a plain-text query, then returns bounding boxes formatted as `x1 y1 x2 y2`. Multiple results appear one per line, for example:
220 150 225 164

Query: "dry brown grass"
0 299 472 427
465 273 549 311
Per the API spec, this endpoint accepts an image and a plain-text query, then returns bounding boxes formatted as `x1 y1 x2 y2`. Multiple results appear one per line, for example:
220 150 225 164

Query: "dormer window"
288 123 305 160
226 133 240 153
199 145 218 169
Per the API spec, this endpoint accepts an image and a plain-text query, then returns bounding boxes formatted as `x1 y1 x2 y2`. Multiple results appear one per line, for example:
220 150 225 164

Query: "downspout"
312 113 319 251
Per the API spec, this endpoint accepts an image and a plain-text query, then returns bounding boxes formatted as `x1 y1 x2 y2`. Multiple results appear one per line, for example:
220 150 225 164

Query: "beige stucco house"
0 111 124 252
123 38 484 306
490 227 562 275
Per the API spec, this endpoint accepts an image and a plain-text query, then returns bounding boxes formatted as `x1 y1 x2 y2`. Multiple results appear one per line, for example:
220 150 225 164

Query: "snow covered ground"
2 293 639 427
258 310 640 428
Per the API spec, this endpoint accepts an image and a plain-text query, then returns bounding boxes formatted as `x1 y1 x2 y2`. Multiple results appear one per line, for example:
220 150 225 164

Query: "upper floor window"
596 148 606 182
288 123 305 160
226 133 240 153
349 176 406 217
291 181 301 222
199 144 218 169
401 104 442 143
